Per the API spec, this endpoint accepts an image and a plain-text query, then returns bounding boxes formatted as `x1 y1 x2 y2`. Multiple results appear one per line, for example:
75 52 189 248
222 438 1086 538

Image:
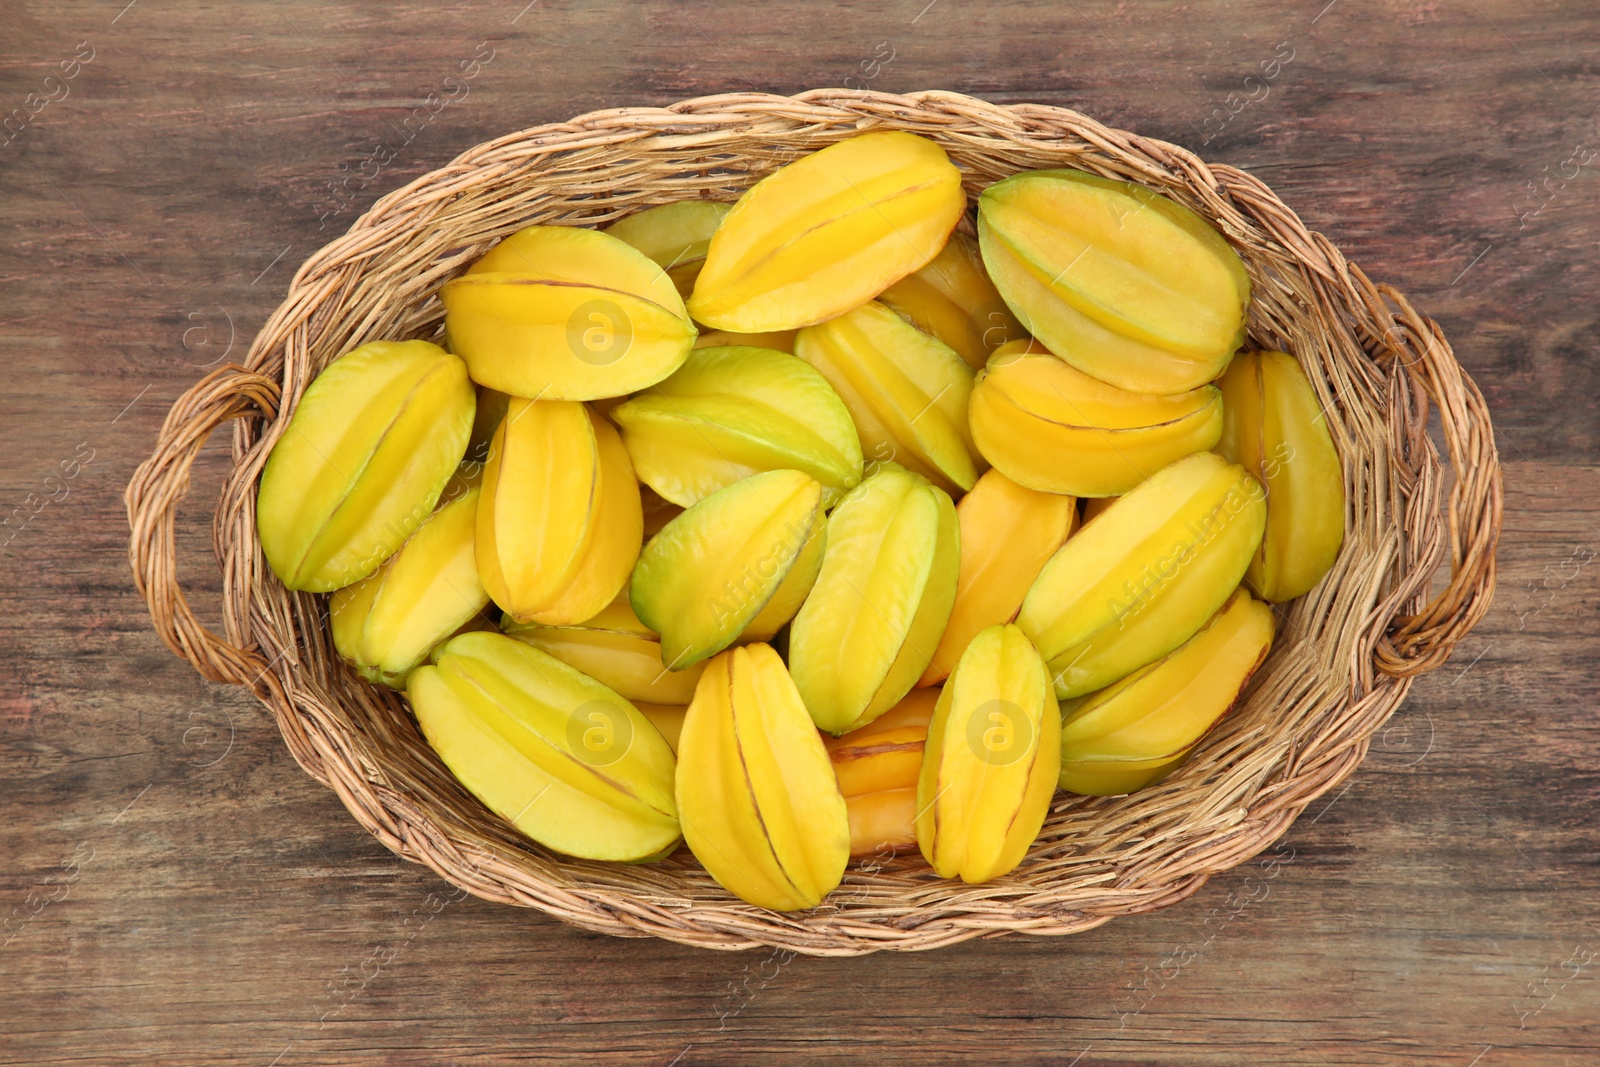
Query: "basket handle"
125 364 283 687
1355 270 1503 677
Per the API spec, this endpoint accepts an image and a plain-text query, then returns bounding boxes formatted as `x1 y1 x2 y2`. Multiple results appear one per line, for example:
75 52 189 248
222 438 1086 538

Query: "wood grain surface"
2 1 1597 1063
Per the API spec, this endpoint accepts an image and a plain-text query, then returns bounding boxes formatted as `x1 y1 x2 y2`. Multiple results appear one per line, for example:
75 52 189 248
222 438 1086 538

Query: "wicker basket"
124 90 1501 955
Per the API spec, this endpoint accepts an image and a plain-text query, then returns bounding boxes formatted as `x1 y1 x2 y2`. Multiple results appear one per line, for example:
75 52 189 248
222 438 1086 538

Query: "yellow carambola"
330 485 490 689
636 703 686 754
970 339 1224 497
441 225 697 401
604 199 731 299
675 643 850 910
795 300 981 495
257 339 475 593
915 624 1061 884
788 465 960 734
978 169 1250 395
825 687 937 857
694 328 797 353
408 631 680 862
610 345 863 508
689 131 966 332
1216 350 1345 602
878 231 1025 370
921 469 1076 686
827 687 936 800
630 469 826 669
477 397 643 625
1059 590 1274 795
502 593 707 706
1017 451 1266 698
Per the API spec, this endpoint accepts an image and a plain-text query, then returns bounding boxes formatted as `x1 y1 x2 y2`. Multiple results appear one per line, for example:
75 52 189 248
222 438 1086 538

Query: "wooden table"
3 1 1595 1063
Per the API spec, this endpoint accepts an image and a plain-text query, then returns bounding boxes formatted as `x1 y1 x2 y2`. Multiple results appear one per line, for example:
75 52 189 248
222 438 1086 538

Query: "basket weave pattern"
125 90 1500 955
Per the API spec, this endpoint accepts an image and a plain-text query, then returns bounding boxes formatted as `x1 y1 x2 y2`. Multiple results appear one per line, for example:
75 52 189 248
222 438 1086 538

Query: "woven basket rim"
124 89 1502 955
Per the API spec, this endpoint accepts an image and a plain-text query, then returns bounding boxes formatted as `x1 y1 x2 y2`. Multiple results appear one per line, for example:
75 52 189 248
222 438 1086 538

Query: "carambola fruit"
1216 350 1345 603
331 485 490 688
603 199 731 298
502 593 706 705
915 624 1061 884
921 469 1076 686
788 464 960 734
978 169 1250 395
878 231 1024 370
694 328 797 354
795 300 981 495
257 339 474 592
630 469 826 670
408 630 680 861
825 687 937 856
675 643 850 910
1059 590 1273 795
441 225 697 401
610 345 863 508
1017 451 1266 698
970 339 1223 497
689 131 965 332
477 397 643 625
636 703 686 753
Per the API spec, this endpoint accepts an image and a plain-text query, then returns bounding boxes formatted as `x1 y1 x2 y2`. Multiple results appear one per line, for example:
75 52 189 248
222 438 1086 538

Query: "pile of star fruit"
256 131 1342 910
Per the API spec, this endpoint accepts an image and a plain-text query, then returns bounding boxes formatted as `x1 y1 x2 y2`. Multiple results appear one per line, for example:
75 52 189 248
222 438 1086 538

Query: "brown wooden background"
3 1 1597 1063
